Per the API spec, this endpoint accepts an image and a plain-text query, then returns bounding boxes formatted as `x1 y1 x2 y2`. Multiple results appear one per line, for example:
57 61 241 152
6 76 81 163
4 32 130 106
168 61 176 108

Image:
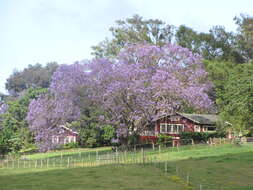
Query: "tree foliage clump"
5 62 58 96
27 43 213 150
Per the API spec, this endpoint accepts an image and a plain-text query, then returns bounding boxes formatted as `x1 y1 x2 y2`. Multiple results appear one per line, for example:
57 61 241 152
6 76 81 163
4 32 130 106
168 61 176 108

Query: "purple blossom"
27 43 214 149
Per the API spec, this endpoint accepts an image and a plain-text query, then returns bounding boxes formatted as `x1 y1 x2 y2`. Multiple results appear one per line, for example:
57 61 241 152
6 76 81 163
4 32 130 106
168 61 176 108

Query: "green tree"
0 88 47 154
91 14 174 57
5 62 58 95
221 62 253 131
234 14 253 62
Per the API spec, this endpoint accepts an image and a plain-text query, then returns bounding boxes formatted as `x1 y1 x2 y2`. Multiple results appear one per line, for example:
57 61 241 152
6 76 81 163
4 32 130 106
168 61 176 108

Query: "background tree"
234 14 253 62
5 62 58 96
220 62 253 132
0 88 47 154
91 14 174 57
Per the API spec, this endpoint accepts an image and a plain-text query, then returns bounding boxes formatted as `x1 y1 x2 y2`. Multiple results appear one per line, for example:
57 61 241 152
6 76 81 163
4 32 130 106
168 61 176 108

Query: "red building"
52 125 79 145
140 113 218 145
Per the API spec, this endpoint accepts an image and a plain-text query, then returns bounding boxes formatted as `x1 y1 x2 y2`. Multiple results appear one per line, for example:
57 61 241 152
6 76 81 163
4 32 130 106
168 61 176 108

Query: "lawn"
0 165 184 190
1 143 253 190
24 146 112 160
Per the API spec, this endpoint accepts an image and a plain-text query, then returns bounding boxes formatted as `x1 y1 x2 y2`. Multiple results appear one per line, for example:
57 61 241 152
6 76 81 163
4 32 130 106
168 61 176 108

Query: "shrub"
64 142 79 149
157 134 173 146
86 137 97 148
180 132 226 144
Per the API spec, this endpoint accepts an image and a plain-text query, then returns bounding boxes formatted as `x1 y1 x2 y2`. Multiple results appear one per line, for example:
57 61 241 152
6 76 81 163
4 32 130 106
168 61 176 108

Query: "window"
194 125 201 132
52 136 59 144
161 124 166 133
160 123 184 134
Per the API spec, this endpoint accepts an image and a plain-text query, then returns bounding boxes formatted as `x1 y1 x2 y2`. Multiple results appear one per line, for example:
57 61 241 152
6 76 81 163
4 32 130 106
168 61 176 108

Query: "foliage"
157 134 172 146
92 14 174 57
92 14 246 63
205 60 253 132
220 62 253 132
176 25 242 62
180 132 226 143
102 125 116 145
5 62 58 95
0 88 47 154
27 43 213 149
63 142 79 149
234 14 253 62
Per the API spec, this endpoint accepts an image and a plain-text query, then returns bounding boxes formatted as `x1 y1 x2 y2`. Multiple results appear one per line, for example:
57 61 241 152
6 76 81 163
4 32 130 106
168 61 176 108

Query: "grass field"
0 165 184 190
1 143 253 190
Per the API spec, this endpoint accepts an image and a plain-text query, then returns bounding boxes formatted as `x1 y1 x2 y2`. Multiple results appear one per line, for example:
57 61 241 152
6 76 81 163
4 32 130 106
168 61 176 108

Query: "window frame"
160 123 184 134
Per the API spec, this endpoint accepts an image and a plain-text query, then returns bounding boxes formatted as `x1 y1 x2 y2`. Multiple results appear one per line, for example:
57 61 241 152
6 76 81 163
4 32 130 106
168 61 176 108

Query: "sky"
0 0 253 93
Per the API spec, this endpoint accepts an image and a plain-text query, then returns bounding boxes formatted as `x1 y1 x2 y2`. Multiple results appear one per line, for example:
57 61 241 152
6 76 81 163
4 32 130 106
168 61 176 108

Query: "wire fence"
0 138 250 190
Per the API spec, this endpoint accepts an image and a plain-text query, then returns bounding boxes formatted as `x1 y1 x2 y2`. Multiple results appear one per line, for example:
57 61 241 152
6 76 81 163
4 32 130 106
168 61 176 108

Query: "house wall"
52 129 79 145
140 113 216 143
156 115 195 137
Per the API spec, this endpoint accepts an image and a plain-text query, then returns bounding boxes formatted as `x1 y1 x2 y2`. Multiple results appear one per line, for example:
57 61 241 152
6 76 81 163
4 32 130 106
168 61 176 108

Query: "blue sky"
0 0 252 93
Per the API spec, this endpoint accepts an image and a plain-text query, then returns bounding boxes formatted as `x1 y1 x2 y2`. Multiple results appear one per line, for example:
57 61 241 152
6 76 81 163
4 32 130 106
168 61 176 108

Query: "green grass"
24 146 112 160
165 151 253 190
1 143 253 190
0 165 184 190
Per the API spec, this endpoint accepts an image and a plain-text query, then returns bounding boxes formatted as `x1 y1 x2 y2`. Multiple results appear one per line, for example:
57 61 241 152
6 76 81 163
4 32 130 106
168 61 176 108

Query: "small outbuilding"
52 125 79 145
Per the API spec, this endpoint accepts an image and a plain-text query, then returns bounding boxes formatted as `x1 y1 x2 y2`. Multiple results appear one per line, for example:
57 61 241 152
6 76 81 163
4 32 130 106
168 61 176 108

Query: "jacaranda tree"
27 43 214 150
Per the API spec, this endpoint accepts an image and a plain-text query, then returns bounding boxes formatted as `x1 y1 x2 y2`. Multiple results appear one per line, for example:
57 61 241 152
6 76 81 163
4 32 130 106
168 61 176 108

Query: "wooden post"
165 162 167 173
18 159 20 169
142 148 144 164
159 145 161 154
152 143 155 150
35 160 37 169
68 157 70 168
187 172 189 184
47 158 49 168
40 159 43 168
199 184 202 190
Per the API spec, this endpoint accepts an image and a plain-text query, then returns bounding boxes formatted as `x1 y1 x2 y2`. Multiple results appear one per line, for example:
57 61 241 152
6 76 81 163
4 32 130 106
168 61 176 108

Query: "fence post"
35 160 37 169
199 184 202 190
152 143 155 150
165 162 167 173
47 158 49 168
159 145 161 154
187 172 189 184
142 148 144 164
68 157 70 168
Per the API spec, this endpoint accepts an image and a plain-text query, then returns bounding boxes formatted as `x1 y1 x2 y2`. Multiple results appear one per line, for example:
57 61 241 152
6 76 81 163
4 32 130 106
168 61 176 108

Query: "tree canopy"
5 62 58 96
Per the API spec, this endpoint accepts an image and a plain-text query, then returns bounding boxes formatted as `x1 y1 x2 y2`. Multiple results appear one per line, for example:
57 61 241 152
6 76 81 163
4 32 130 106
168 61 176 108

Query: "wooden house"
140 112 218 145
52 125 79 145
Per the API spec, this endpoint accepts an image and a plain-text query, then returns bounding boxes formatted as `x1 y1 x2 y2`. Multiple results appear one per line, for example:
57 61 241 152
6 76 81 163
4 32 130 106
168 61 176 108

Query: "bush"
19 144 38 154
157 134 172 146
63 142 79 149
180 132 226 144
86 137 97 148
